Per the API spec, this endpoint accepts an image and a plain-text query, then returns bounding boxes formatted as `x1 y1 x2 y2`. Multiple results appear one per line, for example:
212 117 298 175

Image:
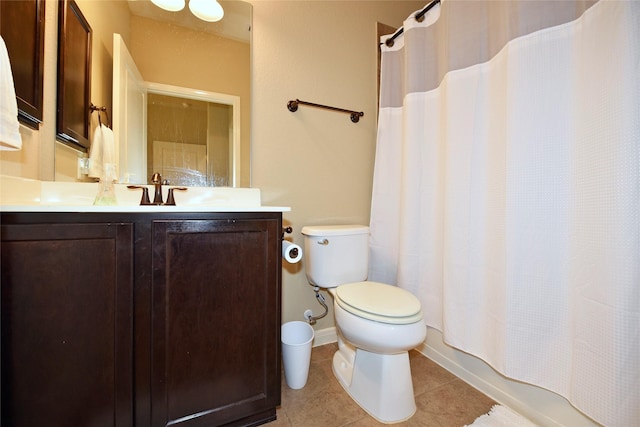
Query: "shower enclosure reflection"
147 92 237 187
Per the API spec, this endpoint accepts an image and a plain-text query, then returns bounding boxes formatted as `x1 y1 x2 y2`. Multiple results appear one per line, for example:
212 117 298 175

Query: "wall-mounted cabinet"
56 0 92 149
0 0 45 129
1 0 93 148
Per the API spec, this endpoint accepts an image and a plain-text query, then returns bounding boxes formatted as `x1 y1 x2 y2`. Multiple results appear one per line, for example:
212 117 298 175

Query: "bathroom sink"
0 175 290 212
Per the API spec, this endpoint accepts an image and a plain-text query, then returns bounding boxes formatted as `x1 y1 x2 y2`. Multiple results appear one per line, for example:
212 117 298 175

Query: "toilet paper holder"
281 227 302 264
281 226 293 239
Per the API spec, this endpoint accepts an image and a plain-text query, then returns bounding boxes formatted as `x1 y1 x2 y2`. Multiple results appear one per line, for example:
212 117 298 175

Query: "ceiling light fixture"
150 0 185 12
189 0 224 22
151 0 224 23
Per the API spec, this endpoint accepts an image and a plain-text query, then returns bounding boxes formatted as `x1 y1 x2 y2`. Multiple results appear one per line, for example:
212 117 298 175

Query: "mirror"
124 0 251 187
112 34 243 187
55 0 251 187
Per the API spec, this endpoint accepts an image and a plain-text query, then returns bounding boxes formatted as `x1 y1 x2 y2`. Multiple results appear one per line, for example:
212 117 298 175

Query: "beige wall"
248 1 423 327
79 0 131 115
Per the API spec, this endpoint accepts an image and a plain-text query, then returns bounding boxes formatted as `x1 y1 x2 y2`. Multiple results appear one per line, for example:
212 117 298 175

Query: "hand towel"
0 36 22 151
88 123 117 181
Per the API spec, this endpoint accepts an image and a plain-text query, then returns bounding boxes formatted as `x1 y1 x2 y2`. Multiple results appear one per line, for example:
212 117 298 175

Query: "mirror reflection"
53 0 251 187
124 0 251 187
148 93 215 186
146 88 240 187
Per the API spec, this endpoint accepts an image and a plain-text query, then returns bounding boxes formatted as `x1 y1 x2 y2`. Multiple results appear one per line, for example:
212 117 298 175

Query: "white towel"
88 124 117 180
465 405 538 427
0 36 22 151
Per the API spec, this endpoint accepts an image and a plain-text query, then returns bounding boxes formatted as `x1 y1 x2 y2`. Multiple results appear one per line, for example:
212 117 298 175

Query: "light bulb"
189 0 224 22
150 0 185 12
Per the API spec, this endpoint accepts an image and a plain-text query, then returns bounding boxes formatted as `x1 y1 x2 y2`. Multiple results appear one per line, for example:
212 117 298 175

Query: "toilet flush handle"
318 239 329 245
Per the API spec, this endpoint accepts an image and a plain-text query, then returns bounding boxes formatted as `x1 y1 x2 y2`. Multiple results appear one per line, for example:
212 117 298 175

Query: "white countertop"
0 175 290 213
0 205 290 213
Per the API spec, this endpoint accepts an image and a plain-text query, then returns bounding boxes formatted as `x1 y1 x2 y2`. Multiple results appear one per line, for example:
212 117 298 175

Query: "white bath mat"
465 405 538 427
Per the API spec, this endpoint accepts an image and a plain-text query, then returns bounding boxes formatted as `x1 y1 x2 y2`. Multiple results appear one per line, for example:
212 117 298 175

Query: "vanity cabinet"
0 219 134 426
1 212 282 427
149 217 282 426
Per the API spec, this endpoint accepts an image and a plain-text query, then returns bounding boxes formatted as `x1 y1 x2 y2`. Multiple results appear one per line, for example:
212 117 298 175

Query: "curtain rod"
383 0 441 47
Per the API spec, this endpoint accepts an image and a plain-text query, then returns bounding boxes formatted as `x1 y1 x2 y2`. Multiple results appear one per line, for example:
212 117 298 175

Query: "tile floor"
270 343 496 427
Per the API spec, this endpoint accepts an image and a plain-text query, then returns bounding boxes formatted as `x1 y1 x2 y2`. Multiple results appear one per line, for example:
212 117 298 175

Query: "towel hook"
90 103 110 128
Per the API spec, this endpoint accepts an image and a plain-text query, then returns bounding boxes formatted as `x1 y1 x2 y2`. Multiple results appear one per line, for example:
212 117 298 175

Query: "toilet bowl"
301 225 427 424
331 281 425 353
329 284 426 423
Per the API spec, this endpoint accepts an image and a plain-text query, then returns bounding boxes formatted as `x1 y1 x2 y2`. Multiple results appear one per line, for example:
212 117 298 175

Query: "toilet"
301 225 426 424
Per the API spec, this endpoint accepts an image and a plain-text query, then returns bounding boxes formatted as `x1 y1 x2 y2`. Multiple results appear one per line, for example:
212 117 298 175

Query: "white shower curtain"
370 1 639 426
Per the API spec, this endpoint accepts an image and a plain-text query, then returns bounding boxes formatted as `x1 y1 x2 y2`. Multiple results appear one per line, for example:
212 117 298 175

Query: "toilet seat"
335 281 423 325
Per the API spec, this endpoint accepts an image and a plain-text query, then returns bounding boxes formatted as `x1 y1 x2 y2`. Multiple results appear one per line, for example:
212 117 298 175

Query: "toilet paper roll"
282 240 302 264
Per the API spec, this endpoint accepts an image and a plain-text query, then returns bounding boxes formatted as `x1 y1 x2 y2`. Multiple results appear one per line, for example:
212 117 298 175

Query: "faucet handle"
164 187 187 206
127 185 151 205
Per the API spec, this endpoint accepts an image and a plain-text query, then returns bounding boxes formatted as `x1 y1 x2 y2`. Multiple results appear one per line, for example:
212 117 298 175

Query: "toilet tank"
301 225 369 288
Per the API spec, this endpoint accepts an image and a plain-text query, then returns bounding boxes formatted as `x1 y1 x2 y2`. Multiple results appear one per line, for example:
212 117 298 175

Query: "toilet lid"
335 281 423 325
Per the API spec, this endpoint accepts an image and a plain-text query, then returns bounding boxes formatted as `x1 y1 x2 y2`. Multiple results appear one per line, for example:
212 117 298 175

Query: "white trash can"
281 321 314 389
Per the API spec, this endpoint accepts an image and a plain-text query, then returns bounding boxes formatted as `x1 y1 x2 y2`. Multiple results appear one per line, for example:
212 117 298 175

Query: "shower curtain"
370 1 639 426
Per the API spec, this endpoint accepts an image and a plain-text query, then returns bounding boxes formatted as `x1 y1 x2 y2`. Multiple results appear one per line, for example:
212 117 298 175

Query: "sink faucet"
127 173 187 206
151 172 167 205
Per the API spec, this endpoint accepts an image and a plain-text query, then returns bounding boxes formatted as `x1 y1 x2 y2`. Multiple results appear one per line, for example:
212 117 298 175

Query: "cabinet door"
151 218 280 427
0 0 45 128
56 0 92 149
1 222 134 427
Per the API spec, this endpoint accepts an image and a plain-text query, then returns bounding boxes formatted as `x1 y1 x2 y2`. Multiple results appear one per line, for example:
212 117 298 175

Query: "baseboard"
417 329 600 427
312 326 337 347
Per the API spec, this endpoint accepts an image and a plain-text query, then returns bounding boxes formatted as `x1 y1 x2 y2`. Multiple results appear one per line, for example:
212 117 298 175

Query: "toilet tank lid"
301 225 369 236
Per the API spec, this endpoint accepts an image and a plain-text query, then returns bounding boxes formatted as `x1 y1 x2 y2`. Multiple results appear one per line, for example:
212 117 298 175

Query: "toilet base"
332 342 417 424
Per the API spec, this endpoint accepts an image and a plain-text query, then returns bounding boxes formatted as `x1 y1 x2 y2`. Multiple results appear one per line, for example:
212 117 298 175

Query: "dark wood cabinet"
0 0 46 128
56 0 93 149
1 212 282 427
151 219 281 426
0 220 134 426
